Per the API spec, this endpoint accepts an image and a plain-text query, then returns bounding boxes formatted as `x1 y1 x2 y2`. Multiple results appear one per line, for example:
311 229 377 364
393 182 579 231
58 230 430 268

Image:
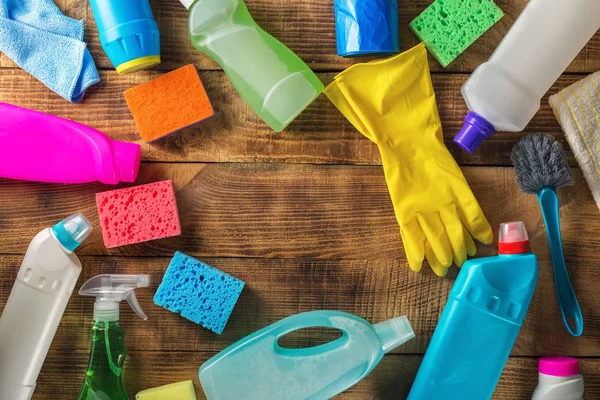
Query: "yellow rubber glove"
324 43 493 276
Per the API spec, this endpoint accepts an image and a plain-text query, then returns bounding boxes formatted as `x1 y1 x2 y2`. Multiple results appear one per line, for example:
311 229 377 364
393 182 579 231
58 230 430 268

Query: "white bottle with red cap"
532 357 584 400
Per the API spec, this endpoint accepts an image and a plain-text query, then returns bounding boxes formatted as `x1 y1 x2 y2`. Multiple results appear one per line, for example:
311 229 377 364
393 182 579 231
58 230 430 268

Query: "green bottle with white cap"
179 0 323 132
78 274 150 400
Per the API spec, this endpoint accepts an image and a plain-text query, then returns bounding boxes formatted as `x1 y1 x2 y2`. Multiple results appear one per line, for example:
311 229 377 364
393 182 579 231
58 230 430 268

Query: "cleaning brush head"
511 133 574 194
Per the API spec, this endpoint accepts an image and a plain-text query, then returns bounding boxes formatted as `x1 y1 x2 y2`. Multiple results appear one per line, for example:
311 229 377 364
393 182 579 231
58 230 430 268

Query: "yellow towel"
549 71 600 210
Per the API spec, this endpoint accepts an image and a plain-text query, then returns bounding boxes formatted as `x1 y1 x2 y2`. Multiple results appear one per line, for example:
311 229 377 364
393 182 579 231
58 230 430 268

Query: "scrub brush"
511 133 583 336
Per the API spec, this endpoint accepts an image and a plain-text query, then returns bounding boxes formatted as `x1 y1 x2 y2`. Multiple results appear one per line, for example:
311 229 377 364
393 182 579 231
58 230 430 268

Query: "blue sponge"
154 251 245 334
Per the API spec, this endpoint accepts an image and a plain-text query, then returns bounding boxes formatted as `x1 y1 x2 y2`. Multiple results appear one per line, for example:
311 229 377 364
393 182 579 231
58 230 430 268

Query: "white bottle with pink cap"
532 357 584 400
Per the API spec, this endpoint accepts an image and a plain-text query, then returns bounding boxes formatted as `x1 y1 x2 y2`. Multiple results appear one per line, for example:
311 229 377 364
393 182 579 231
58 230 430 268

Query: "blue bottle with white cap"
89 0 161 74
408 221 538 400
0 213 92 400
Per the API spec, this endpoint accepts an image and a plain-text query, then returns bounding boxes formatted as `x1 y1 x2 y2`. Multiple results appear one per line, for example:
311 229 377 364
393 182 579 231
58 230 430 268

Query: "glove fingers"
400 219 425 272
416 213 453 268
425 242 449 277
464 225 477 257
439 208 467 268
456 191 494 245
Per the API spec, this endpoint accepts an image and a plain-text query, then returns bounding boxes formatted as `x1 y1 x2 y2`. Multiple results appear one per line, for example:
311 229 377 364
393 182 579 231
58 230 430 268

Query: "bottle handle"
538 188 584 336
270 311 357 355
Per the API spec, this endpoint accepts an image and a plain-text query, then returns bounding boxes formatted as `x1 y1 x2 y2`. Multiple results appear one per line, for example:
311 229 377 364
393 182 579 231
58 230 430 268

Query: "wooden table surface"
1 0 599 399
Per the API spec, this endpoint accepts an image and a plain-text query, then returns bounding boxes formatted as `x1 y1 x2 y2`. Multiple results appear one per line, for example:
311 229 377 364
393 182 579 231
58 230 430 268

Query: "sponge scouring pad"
409 0 504 67
154 252 245 334
124 64 214 142
136 380 196 400
96 180 181 248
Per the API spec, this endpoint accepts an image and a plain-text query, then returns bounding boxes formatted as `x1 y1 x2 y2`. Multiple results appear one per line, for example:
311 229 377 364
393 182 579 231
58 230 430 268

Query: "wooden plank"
1 255 598 357
31 351 600 399
0 69 583 166
0 164 598 259
4 1 598 73
1 165 598 356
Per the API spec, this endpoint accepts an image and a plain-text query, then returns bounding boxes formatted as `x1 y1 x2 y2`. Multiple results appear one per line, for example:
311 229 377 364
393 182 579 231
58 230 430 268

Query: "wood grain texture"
0 164 599 358
2 0 600 398
31 351 600 400
4 0 598 73
0 69 583 166
1 163 598 260
1 254 597 358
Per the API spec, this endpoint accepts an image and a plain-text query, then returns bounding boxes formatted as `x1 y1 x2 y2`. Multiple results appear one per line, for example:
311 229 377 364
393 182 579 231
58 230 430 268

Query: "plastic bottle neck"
498 239 530 255
50 213 92 252
111 141 141 183
94 302 120 322
374 316 415 354
454 111 496 153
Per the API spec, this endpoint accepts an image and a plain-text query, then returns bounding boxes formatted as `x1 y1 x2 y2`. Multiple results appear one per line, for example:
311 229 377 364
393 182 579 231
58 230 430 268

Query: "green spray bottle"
78 274 150 400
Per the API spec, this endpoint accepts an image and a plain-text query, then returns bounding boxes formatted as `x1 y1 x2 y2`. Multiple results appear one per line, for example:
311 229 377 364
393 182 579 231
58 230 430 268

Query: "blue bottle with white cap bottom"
90 0 161 74
408 221 538 400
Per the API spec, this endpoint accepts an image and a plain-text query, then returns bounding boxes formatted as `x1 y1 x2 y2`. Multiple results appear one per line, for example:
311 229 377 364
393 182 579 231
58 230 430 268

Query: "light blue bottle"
199 310 415 399
89 0 160 74
408 221 538 400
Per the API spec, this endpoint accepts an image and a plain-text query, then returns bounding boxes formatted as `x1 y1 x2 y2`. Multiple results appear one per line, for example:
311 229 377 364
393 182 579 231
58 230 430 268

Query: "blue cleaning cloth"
0 0 100 102
334 0 399 57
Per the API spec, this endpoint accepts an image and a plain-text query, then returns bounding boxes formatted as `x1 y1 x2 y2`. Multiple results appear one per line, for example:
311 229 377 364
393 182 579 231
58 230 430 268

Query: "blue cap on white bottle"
51 213 93 252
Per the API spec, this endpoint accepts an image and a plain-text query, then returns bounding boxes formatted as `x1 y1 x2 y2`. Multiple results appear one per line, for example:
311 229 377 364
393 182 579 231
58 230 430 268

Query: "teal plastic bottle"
408 221 538 400
199 310 415 399
179 0 324 132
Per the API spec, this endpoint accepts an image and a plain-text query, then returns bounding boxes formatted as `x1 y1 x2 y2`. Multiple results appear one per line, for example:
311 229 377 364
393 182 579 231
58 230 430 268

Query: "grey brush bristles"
511 133 575 194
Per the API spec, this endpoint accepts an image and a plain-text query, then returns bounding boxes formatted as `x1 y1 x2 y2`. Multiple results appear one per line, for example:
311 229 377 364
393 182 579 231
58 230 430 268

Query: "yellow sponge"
125 64 214 143
136 380 196 400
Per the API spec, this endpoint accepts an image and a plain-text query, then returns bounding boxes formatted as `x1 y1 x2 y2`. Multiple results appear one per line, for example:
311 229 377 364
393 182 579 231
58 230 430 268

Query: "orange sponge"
125 64 214 142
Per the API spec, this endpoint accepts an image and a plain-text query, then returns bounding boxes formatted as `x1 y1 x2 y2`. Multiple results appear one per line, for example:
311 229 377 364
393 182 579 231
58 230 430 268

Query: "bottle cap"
112 141 141 183
454 111 496 153
498 221 530 254
79 274 150 322
539 356 579 377
116 55 161 75
374 316 415 354
51 213 92 252
180 0 195 9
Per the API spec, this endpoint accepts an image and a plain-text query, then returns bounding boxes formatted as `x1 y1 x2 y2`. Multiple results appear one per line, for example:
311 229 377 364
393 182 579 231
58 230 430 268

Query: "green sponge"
136 381 196 400
409 0 504 67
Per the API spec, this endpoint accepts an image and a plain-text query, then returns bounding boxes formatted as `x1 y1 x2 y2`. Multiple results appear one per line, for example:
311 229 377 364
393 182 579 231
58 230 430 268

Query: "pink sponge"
96 180 181 248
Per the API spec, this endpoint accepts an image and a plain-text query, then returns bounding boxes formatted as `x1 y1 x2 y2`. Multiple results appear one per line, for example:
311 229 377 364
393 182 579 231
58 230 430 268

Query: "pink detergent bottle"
0 102 141 184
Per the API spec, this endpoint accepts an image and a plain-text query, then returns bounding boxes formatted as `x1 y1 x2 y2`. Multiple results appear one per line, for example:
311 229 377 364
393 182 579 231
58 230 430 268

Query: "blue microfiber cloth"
0 0 100 102
154 252 245 334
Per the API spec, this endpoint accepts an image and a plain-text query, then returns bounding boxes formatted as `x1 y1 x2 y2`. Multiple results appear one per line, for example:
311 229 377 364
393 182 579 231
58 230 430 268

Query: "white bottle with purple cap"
532 357 584 400
454 0 600 153
0 213 92 400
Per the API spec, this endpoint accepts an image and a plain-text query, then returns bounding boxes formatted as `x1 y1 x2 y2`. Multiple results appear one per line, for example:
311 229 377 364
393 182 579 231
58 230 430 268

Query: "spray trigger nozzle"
79 274 150 322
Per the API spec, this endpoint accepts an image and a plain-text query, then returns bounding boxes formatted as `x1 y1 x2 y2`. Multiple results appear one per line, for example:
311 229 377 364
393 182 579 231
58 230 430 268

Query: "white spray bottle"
0 213 92 400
